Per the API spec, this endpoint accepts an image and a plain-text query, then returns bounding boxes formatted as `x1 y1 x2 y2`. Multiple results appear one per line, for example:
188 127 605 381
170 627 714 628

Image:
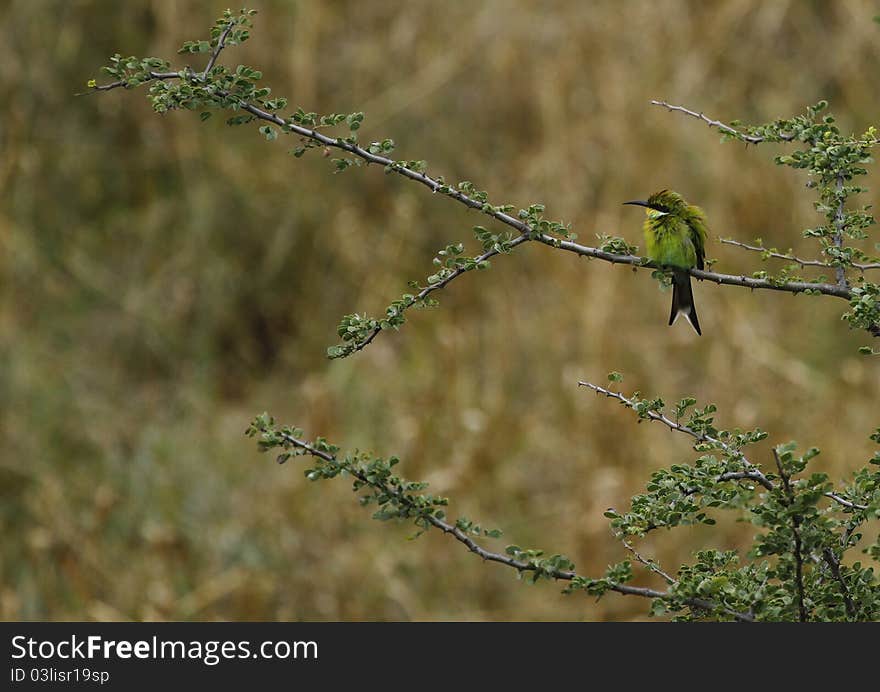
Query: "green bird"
623 189 708 336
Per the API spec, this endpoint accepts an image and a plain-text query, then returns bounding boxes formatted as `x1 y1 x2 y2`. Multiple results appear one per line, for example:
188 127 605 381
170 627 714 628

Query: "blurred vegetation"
2 0 879 621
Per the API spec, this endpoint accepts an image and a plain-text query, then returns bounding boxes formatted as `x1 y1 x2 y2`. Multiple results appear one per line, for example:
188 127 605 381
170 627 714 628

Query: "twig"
772 448 809 622
833 175 848 288
279 432 754 622
578 380 775 491
825 492 868 511
582 381 870 514
720 238 880 272
721 237 826 267
93 17 237 92
621 538 675 585
202 20 236 80
91 71 180 92
350 234 529 353
650 100 796 144
822 548 857 620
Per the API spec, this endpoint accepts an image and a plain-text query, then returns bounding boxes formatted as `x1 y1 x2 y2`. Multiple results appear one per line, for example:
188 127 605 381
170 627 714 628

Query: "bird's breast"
644 220 696 269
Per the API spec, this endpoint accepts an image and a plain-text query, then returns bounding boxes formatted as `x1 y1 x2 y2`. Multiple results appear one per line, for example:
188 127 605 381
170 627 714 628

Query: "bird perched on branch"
624 189 708 335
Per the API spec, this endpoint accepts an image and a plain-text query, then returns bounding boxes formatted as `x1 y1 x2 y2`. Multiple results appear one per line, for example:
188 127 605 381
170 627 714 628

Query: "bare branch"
825 492 868 511
650 100 796 144
721 238 880 272
721 238 829 268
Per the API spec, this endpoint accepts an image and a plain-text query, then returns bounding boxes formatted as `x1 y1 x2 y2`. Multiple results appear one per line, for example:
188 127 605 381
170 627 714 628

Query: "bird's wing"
689 207 708 271
695 230 705 270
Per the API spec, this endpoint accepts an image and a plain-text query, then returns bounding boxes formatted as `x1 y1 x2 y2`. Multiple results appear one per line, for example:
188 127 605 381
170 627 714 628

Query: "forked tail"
670 271 701 336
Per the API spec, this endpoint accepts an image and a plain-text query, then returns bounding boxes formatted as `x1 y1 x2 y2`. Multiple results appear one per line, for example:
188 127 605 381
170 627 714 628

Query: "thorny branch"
720 237 880 272
92 73 880 343
93 71 180 92
582 378 874 620
653 100 880 338
833 175 849 288
773 448 809 622
280 431 755 622
543 235 852 298
651 99 878 146
202 20 236 80
349 235 529 354
825 492 867 511
578 380 870 512
621 538 675 585
650 100 797 144
578 380 774 490
822 548 857 620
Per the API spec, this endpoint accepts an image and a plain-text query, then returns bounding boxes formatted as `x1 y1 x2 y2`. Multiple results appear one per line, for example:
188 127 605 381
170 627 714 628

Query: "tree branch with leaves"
89 8 880 620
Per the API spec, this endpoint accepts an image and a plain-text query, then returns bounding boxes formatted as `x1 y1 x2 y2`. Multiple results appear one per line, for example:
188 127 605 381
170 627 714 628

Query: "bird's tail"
670 271 701 336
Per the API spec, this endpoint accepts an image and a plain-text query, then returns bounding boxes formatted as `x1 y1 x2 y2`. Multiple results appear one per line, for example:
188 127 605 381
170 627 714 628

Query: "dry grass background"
1 0 879 620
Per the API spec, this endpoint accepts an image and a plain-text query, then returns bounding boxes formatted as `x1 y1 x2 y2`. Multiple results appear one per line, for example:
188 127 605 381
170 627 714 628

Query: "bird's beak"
622 200 651 208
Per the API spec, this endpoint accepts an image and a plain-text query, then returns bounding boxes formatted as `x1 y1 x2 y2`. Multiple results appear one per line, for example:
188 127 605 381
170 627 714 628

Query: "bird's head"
623 189 688 219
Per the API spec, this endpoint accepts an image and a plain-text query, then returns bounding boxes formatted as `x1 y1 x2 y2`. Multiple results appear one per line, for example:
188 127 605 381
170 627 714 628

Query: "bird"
623 189 708 335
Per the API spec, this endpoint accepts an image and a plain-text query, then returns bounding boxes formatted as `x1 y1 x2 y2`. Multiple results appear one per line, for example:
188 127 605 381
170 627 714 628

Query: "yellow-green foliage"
2 0 879 620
